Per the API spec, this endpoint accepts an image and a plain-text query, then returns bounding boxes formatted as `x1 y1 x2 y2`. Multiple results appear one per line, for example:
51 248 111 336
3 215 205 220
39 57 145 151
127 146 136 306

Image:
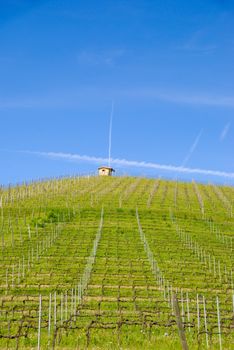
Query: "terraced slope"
0 176 233 349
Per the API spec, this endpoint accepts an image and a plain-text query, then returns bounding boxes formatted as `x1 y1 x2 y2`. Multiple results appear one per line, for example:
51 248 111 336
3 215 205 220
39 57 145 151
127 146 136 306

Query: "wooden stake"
216 296 222 350
173 293 189 350
203 296 209 349
48 293 52 335
38 295 42 350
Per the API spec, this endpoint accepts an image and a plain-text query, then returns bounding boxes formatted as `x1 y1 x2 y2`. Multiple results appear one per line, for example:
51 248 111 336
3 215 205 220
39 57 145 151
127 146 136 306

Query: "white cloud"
123 89 234 108
77 49 125 66
175 29 217 55
1 87 234 109
24 151 234 180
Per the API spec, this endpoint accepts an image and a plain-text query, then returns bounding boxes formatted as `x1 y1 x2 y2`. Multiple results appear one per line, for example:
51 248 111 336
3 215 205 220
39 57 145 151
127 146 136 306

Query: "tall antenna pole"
108 101 114 168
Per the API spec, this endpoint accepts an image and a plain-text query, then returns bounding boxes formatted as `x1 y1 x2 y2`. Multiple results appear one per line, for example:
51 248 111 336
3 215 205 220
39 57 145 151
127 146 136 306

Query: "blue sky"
0 0 233 185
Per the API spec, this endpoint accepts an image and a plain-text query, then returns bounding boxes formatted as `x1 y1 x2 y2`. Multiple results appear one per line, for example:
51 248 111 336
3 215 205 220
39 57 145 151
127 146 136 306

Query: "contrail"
220 122 231 141
108 101 114 168
182 129 203 167
22 150 234 179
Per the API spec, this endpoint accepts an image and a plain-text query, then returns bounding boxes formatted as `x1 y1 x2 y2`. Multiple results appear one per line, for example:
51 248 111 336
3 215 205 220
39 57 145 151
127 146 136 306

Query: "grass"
0 176 233 349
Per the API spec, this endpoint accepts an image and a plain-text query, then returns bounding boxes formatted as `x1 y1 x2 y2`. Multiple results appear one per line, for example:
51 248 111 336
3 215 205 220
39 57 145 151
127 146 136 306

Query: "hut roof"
98 166 115 172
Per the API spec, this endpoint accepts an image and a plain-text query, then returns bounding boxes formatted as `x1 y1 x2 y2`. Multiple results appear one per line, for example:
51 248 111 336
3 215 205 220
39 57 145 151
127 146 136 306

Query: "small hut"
98 166 115 176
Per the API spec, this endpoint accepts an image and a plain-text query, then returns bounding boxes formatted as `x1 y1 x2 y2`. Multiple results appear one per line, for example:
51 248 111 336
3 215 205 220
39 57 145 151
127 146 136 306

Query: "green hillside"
0 176 233 349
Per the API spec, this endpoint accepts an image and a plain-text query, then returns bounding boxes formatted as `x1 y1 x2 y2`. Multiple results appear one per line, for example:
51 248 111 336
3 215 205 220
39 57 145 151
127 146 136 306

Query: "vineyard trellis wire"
136 207 234 349
0 176 233 349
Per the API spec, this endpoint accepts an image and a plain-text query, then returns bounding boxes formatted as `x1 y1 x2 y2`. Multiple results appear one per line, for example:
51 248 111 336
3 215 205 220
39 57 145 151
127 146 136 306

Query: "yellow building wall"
98 168 112 176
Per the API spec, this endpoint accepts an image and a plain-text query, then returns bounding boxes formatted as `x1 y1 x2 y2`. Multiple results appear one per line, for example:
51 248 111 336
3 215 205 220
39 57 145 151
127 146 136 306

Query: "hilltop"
0 176 233 349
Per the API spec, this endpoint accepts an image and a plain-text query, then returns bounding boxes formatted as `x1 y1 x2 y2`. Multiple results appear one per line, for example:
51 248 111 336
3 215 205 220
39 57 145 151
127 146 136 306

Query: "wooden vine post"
173 293 189 350
38 295 42 350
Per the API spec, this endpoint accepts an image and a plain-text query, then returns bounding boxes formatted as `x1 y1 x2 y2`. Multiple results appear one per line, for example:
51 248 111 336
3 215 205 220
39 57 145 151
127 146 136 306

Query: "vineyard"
0 176 233 349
